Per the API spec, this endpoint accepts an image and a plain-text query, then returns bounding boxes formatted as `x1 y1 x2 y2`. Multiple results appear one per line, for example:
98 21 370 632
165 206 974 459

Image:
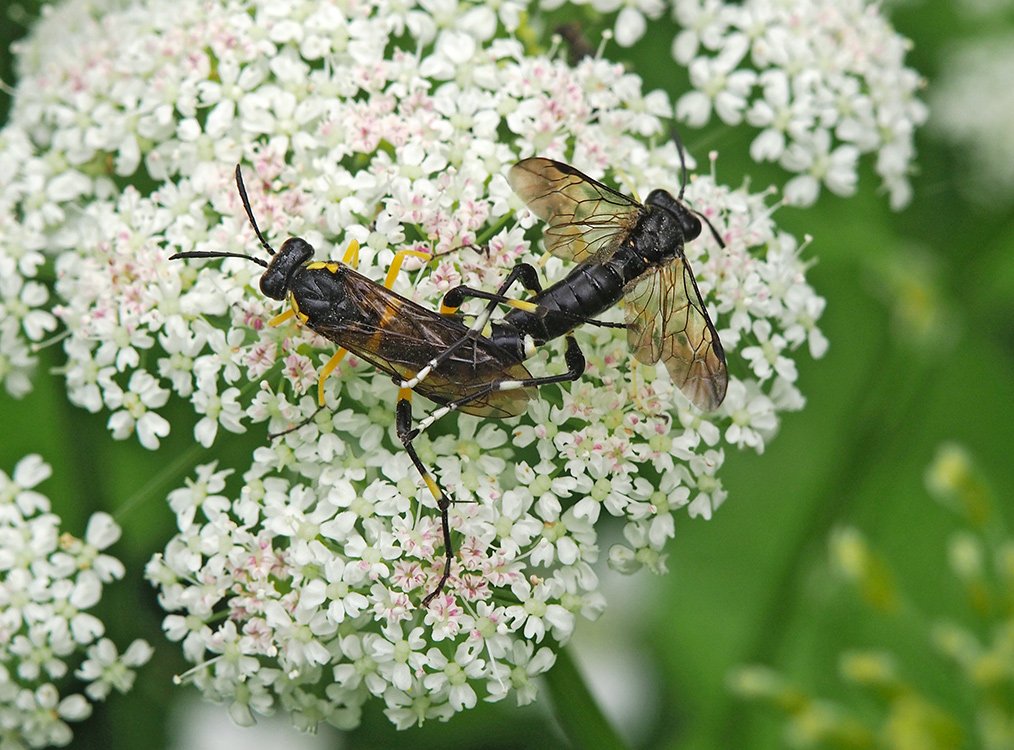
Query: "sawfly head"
260 237 313 300
645 188 703 244
169 165 315 301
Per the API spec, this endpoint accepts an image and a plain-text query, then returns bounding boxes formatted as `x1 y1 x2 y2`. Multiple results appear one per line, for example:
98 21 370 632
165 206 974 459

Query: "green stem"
114 440 207 521
720 321 938 746
473 211 515 248
545 645 630 750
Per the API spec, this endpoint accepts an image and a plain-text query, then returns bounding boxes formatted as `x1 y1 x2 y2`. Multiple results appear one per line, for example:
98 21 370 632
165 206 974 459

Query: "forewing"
509 158 643 262
357 345 532 419
624 262 728 411
316 271 531 418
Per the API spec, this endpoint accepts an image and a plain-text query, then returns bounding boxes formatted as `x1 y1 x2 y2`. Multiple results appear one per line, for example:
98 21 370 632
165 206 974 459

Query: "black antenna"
234 164 276 256
167 250 268 266
168 164 273 266
669 126 726 249
671 126 690 200
694 210 726 249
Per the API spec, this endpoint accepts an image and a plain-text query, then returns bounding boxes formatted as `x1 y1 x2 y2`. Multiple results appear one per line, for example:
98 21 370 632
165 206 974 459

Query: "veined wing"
508 158 643 262
624 261 728 411
311 270 532 418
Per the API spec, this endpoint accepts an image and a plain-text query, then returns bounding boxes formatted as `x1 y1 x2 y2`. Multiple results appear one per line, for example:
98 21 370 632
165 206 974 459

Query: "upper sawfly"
503 156 729 411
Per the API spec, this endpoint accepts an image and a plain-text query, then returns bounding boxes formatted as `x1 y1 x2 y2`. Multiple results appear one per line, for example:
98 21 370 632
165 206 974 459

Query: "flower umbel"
0 0 856 733
672 0 927 209
0 455 153 748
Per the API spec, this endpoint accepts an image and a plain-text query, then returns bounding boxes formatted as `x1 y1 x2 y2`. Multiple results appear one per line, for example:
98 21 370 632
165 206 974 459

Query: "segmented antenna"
669 126 725 249
695 210 726 249
671 127 690 201
168 164 275 266
234 164 276 257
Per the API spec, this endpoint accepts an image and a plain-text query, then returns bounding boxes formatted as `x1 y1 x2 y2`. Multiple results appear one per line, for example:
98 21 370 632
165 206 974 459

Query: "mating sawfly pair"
172 154 727 605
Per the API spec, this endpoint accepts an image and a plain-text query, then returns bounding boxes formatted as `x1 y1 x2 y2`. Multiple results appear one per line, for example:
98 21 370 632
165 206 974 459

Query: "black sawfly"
407 151 728 413
504 156 728 410
171 166 588 606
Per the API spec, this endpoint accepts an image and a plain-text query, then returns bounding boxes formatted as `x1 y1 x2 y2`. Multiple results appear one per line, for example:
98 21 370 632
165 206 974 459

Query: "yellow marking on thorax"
286 292 309 325
306 261 341 273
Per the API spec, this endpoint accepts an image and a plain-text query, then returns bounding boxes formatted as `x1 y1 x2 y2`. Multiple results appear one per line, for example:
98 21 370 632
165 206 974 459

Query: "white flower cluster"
672 0 927 209
931 35 1014 204
0 455 153 748
0 0 837 732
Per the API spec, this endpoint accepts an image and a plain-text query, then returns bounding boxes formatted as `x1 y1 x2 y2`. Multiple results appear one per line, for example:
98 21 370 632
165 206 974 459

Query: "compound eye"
682 212 702 241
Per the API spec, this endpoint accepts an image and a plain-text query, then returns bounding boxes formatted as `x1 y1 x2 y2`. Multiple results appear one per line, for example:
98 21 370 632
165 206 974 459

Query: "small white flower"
486 639 556 706
76 638 154 700
166 462 232 531
608 520 669 575
673 0 926 207
422 642 485 711
382 678 455 728
782 129 860 205
0 455 149 745
741 320 797 383
505 579 575 643
103 370 171 450
0 319 37 398
678 53 756 127
263 600 336 668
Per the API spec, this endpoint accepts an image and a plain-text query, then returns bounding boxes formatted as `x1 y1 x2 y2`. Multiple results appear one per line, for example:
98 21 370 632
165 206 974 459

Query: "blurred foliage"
1 1 1013 749
730 445 1012 749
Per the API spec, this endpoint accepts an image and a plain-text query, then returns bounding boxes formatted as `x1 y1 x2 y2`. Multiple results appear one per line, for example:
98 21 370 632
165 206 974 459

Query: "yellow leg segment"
399 385 443 503
507 298 539 313
423 474 442 504
269 308 297 327
317 348 348 406
384 249 430 290
342 238 361 267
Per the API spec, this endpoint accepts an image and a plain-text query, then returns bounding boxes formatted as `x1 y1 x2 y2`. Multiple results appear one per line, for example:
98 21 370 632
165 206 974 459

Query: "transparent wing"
314 271 532 418
508 158 643 262
624 261 728 411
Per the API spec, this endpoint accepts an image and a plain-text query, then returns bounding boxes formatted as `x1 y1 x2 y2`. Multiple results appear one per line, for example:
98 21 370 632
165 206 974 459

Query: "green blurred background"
2 2 1012 749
